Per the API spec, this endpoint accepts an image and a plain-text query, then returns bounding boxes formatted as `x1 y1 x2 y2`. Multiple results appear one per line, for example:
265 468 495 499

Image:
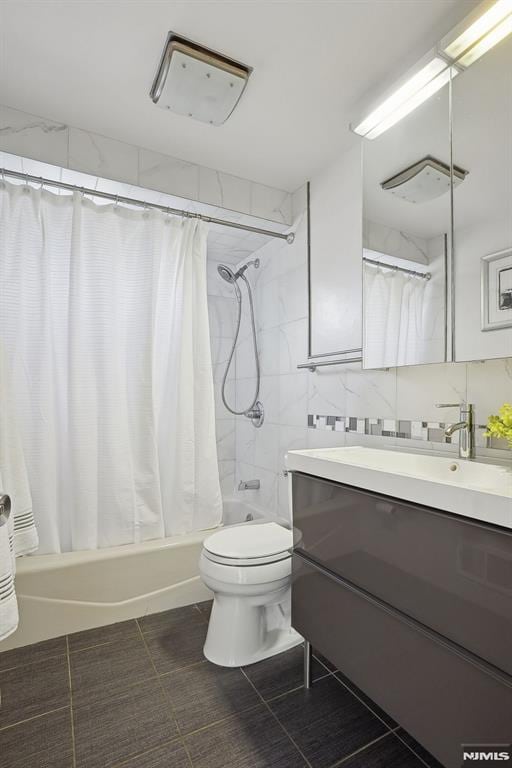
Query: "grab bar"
0 494 11 527
297 355 363 372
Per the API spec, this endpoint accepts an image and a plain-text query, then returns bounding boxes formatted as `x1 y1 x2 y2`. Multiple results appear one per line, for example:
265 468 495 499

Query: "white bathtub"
1 498 263 651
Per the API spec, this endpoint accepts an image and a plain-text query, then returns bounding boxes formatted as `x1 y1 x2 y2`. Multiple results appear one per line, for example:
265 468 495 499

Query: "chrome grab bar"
0 494 11 527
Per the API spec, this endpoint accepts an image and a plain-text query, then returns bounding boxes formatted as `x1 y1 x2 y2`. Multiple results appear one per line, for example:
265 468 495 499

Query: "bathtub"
1 498 263 651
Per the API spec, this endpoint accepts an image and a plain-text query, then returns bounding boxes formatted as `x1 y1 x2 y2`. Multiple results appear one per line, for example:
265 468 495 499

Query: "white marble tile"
307 368 346 418
253 423 280 472
278 264 308 325
255 276 279 331
259 327 281 376
466 358 512 424
363 219 429 265
259 375 281 424
291 184 307 220
214 378 236 419
215 420 236 461
345 365 397 418
251 183 292 225
199 167 251 214
236 418 256 465
279 318 308 374
396 362 467 422
211 337 235 381
307 428 347 449
235 462 279 515
208 295 237 339
68 128 138 184
279 425 309 458
235 376 259 413
0 106 68 167
139 148 199 201
279 373 309 427
218 459 235 498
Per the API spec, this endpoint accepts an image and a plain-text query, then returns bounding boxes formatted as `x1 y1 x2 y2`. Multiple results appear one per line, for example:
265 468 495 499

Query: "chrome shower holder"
245 400 264 428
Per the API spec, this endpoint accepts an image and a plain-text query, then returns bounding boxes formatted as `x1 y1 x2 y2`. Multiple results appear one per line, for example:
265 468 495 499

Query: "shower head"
217 264 237 283
217 259 260 284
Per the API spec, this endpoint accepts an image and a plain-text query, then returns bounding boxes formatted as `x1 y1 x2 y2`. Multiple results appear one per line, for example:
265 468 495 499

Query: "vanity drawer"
292 554 512 768
292 471 512 675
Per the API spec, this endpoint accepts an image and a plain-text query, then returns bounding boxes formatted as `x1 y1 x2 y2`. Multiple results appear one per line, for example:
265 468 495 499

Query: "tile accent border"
308 414 511 451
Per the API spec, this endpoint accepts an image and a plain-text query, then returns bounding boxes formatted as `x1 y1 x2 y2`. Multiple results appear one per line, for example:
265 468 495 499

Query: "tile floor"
0 601 444 768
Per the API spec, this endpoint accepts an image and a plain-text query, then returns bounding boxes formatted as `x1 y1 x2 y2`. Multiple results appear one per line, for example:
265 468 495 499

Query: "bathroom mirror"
452 34 512 361
362 80 451 369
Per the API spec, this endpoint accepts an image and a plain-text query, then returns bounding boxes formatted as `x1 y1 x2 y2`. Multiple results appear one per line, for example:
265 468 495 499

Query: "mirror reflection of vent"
381 156 468 204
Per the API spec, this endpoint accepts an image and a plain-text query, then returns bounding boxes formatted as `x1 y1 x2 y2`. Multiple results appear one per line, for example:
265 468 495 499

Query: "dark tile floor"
0 601 444 768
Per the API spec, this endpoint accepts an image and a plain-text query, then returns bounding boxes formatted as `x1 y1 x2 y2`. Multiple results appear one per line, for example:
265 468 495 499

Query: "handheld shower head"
217 264 237 283
217 259 260 285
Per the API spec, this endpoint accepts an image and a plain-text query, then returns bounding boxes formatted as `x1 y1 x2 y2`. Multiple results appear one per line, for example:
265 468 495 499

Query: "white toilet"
199 521 302 667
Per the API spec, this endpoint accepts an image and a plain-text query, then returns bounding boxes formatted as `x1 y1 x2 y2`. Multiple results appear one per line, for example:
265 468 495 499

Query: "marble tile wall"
221 187 512 522
0 104 292 225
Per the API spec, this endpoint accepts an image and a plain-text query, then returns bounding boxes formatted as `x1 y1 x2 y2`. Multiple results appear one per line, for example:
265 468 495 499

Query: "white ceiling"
0 0 478 192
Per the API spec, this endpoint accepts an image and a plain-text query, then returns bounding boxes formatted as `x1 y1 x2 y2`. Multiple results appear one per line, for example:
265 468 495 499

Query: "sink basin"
286 446 512 529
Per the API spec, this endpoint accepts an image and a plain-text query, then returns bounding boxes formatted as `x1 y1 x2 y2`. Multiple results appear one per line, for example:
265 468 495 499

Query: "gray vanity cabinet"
291 472 512 768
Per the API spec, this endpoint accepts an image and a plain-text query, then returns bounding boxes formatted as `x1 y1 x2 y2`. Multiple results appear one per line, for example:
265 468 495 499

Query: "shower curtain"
363 263 430 368
0 181 222 554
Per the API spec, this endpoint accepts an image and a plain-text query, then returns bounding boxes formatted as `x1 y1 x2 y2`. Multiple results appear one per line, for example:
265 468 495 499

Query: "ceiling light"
444 0 512 59
456 12 512 66
353 57 447 138
150 32 251 126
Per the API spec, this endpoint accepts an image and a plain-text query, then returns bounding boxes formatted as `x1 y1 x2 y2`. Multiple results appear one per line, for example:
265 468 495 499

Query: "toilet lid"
204 522 293 560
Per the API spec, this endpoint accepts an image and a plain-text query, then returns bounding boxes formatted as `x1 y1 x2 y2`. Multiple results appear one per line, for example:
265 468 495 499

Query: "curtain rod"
363 256 431 280
0 168 295 244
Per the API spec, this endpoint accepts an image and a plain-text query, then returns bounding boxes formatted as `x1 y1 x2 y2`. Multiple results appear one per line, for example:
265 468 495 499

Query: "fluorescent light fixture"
444 0 512 59
353 57 447 138
457 11 512 65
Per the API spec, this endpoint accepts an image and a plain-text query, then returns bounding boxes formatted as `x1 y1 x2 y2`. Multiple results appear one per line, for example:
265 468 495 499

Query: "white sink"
286 446 512 529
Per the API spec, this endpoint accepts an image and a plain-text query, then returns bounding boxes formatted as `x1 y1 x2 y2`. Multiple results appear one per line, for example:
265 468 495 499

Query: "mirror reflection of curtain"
0 181 222 554
364 264 431 368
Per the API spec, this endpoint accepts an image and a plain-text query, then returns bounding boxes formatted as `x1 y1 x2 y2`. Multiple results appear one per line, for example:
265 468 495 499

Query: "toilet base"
202 592 303 667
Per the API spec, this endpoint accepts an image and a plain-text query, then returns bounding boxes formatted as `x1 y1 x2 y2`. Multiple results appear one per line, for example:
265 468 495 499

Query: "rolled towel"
0 341 36 641
0 493 18 642
0 340 37 560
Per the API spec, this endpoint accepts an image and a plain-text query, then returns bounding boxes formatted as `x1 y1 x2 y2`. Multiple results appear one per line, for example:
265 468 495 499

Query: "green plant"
486 403 512 447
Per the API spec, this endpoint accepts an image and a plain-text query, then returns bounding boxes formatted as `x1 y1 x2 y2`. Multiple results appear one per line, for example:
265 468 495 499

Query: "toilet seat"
203 522 292 567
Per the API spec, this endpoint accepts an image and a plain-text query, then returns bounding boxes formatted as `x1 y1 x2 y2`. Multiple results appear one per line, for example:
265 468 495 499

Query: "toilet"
199 521 302 667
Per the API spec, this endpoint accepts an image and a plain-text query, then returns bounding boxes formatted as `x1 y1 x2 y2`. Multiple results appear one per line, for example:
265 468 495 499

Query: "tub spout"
238 479 260 491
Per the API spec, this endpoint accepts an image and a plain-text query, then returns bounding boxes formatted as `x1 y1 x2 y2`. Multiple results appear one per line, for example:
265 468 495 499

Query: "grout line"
0 649 67 674
263 669 333 705
327 730 394 768
135 619 195 768
331 672 397 732
393 730 439 768
239 666 314 768
65 636 77 768
0 704 70 733
109 734 187 768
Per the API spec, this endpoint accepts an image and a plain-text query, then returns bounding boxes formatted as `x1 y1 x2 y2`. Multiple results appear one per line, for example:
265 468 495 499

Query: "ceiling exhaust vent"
381 156 468 203
150 32 252 126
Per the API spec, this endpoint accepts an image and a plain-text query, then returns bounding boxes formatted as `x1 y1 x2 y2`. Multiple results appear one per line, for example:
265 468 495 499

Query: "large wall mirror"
362 80 451 369
452 34 512 361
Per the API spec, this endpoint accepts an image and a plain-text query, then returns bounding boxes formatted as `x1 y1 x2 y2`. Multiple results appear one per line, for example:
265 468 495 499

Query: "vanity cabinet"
291 471 512 768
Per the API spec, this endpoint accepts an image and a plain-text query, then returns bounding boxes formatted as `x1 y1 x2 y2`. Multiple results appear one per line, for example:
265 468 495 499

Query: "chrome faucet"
435 403 475 459
238 479 260 491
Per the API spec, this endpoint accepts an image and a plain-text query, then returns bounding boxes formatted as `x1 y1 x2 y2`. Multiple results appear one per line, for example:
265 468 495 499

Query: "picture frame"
481 247 512 331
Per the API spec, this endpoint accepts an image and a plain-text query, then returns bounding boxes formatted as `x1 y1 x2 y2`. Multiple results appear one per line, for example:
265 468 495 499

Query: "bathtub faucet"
238 479 260 491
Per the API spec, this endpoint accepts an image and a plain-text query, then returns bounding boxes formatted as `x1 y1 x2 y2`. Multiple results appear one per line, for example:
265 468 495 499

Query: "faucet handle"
435 403 461 408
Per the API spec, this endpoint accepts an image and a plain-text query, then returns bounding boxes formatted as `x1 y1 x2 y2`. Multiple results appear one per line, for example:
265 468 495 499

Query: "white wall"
221 148 512 522
0 104 293 225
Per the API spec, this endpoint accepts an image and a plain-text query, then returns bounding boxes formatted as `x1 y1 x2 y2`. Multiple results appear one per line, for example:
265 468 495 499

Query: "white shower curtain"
0 181 222 554
363 264 429 368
